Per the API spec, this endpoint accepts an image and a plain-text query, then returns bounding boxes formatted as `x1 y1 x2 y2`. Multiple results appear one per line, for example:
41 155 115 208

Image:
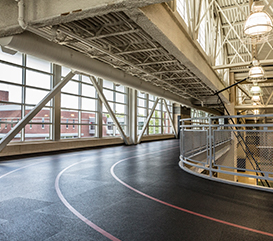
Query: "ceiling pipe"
15 0 52 40
16 0 27 30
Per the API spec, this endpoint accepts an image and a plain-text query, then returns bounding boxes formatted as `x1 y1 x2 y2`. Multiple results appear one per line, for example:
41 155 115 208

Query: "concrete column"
52 64 62 141
96 78 103 138
21 54 26 141
128 88 137 144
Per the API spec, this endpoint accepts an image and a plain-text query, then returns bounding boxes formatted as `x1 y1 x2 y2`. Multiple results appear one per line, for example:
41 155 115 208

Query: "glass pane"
103 89 113 101
137 92 146 98
26 70 51 89
81 112 95 124
153 110 161 118
62 66 71 76
25 124 51 141
26 88 49 105
61 94 78 109
103 79 113 89
82 97 96 111
137 98 146 107
116 115 125 125
115 103 125 114
0 83 22 103
116 93 125 103
156 103 161 111
164 126 172 134
149 101 155 108
0 63 22 84
27 108 51 123
82 84 96 97
137 117 145 127
61 80 79 95
149 95 155 100
81 112 96 138
61 124 78 139
137 107 146 116
0 104 21 140
61 110 79 124
102 102 114 112
82 75 92 84
27 55 51 72
0 50 22 65
115 85 125 93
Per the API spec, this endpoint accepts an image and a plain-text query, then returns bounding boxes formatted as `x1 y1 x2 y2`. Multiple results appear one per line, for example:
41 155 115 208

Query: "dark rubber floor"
0 139 273 241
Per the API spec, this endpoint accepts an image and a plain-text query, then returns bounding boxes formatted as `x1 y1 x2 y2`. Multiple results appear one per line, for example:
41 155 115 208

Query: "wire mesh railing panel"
182 130 207 157
214 129 231 145
239 130 273 173
180 114 273 191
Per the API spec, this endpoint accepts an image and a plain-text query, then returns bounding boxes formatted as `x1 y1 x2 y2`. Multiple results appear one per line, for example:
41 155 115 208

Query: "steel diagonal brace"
89 76 129 145
137 98 159 144
215 92 270 187
163 99 177 138
215 1 252 58
0 71 76 153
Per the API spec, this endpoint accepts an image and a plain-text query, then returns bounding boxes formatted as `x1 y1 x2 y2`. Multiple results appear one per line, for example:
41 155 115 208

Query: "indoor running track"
0 139 273 241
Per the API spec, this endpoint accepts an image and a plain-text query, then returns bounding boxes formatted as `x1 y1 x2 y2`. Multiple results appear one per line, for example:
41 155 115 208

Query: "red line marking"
110 152 273 238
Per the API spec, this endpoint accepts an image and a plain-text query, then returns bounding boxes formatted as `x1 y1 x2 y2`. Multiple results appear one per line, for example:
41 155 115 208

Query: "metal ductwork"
0 31 220 114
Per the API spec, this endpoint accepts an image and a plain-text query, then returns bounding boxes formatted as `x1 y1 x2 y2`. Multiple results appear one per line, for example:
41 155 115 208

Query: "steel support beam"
215 1 252 57
163 99 177 138
137 97 159 144
266 91 273 106
235 105 273 110
0 71 75 153
213 59 273 70
89 76 129 145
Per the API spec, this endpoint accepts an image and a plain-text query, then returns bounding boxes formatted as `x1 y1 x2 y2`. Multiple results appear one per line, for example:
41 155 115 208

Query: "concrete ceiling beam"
131 3 228 103
0 31 221 115
0 0 167 37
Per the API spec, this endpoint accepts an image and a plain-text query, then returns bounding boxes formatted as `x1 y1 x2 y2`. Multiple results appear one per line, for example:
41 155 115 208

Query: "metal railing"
179 114 273 192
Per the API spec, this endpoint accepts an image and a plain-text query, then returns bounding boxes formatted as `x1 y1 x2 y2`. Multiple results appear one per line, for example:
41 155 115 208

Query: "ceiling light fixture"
248 58 266 82
250 83 263 96
250 82 263 102
244 1 273 37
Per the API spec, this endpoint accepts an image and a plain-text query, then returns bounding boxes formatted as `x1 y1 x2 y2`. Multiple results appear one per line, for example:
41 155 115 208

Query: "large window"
0 52 53 141
60 67 98 139
177 0 188 26
137 92 173 136
0 49 174 143
102 80 128 137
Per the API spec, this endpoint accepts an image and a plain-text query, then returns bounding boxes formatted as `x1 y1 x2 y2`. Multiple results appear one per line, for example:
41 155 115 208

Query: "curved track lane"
0 139 273 241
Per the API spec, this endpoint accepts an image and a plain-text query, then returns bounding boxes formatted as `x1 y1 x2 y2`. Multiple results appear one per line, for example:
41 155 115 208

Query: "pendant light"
244 1 273 37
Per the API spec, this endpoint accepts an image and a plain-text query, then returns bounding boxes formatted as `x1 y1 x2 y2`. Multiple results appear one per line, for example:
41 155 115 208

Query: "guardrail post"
209 117 213 178
181 119 184 158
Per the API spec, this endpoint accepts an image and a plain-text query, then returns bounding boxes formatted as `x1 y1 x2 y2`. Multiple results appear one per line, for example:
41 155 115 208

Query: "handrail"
180 113 273 191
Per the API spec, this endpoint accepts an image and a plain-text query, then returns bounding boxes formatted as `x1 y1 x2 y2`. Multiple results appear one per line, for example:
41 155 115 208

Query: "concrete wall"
0 134 175 157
